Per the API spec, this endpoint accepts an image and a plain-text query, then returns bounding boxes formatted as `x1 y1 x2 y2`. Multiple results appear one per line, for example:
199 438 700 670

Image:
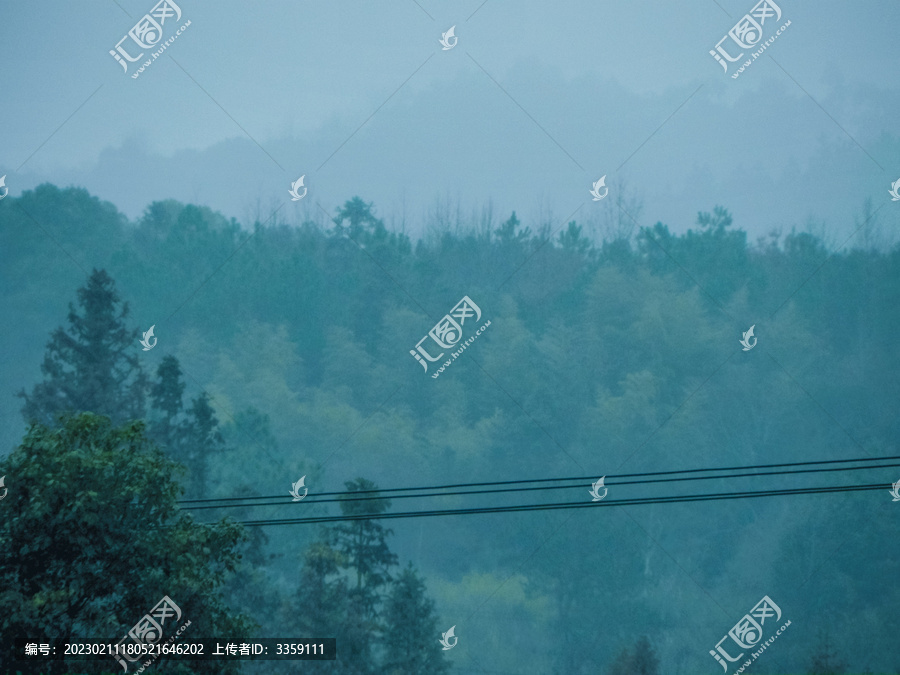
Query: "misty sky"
1 0 898 243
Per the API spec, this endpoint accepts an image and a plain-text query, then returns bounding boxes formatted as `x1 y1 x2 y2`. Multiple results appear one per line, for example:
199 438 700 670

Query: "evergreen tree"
607 635 659 675
807 629 849 675
334 197 386 242
330 478 398 609
18 269 146 426
494 210 531 245
328 478 398 674
295 540 348 635
382 563 451 675
149 354 187 452
183 392 225 499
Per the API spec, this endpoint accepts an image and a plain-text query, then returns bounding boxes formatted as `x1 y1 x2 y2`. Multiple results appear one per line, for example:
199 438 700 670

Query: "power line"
215 482 888 527
178 454 900 510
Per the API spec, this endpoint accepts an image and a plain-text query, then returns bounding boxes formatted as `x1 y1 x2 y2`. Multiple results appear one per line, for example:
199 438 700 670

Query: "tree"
382 564 451 675
18 269 146 427
494 210 531 245
807 629 849 675
295 540 348 636
558 220 590 255
0 413 253 675
607 635 659 675
334 197 387 242
330 478 398 604
324 479 398 674
182 392 225 499
149 354 186 451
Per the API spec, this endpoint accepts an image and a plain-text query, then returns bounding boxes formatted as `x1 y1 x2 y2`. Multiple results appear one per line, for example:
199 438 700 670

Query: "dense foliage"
1 184 898 673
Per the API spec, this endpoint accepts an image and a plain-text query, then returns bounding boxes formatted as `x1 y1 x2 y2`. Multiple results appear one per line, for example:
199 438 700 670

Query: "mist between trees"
1 184 898 673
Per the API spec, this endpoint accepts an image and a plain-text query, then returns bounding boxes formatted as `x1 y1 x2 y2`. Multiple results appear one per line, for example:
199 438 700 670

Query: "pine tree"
18 269 146 426
330 478 398 607
149 354 186 452
807 629 849 674
608 635 659 675
382 564 451 675
289 539 348 675
183 392 225 499
334 197 386 242
329 478 398 674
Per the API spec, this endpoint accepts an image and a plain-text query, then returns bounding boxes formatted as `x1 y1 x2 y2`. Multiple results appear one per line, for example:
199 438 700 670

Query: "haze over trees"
1 183 898 673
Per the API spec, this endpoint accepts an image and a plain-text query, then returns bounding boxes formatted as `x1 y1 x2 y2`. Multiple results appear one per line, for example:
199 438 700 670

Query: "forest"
1 183 898 674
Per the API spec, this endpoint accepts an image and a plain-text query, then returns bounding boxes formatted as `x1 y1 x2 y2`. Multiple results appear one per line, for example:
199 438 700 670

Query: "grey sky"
1 0 898 242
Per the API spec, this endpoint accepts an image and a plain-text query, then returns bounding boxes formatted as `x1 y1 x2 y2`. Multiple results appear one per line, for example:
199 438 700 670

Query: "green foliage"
290 483 447 675
607 636 659 675
806 629 849 675
0 413 254 675
4 186 900 673
181 393 224 499
382 564 450 675
18 269 146 427
330 479 398 615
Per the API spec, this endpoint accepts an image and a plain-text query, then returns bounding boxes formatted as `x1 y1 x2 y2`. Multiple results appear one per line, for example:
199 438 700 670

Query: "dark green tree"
0 413 253 675
334 197 387 242
294 540 348 636
607 635 659 675
382 563 451 675
558 220 590 255
149 354 186 452
182 392 225 499
494 210 531 245
327 479 398 674
807 629 849 675
18 269 146 427
330 478 398 603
